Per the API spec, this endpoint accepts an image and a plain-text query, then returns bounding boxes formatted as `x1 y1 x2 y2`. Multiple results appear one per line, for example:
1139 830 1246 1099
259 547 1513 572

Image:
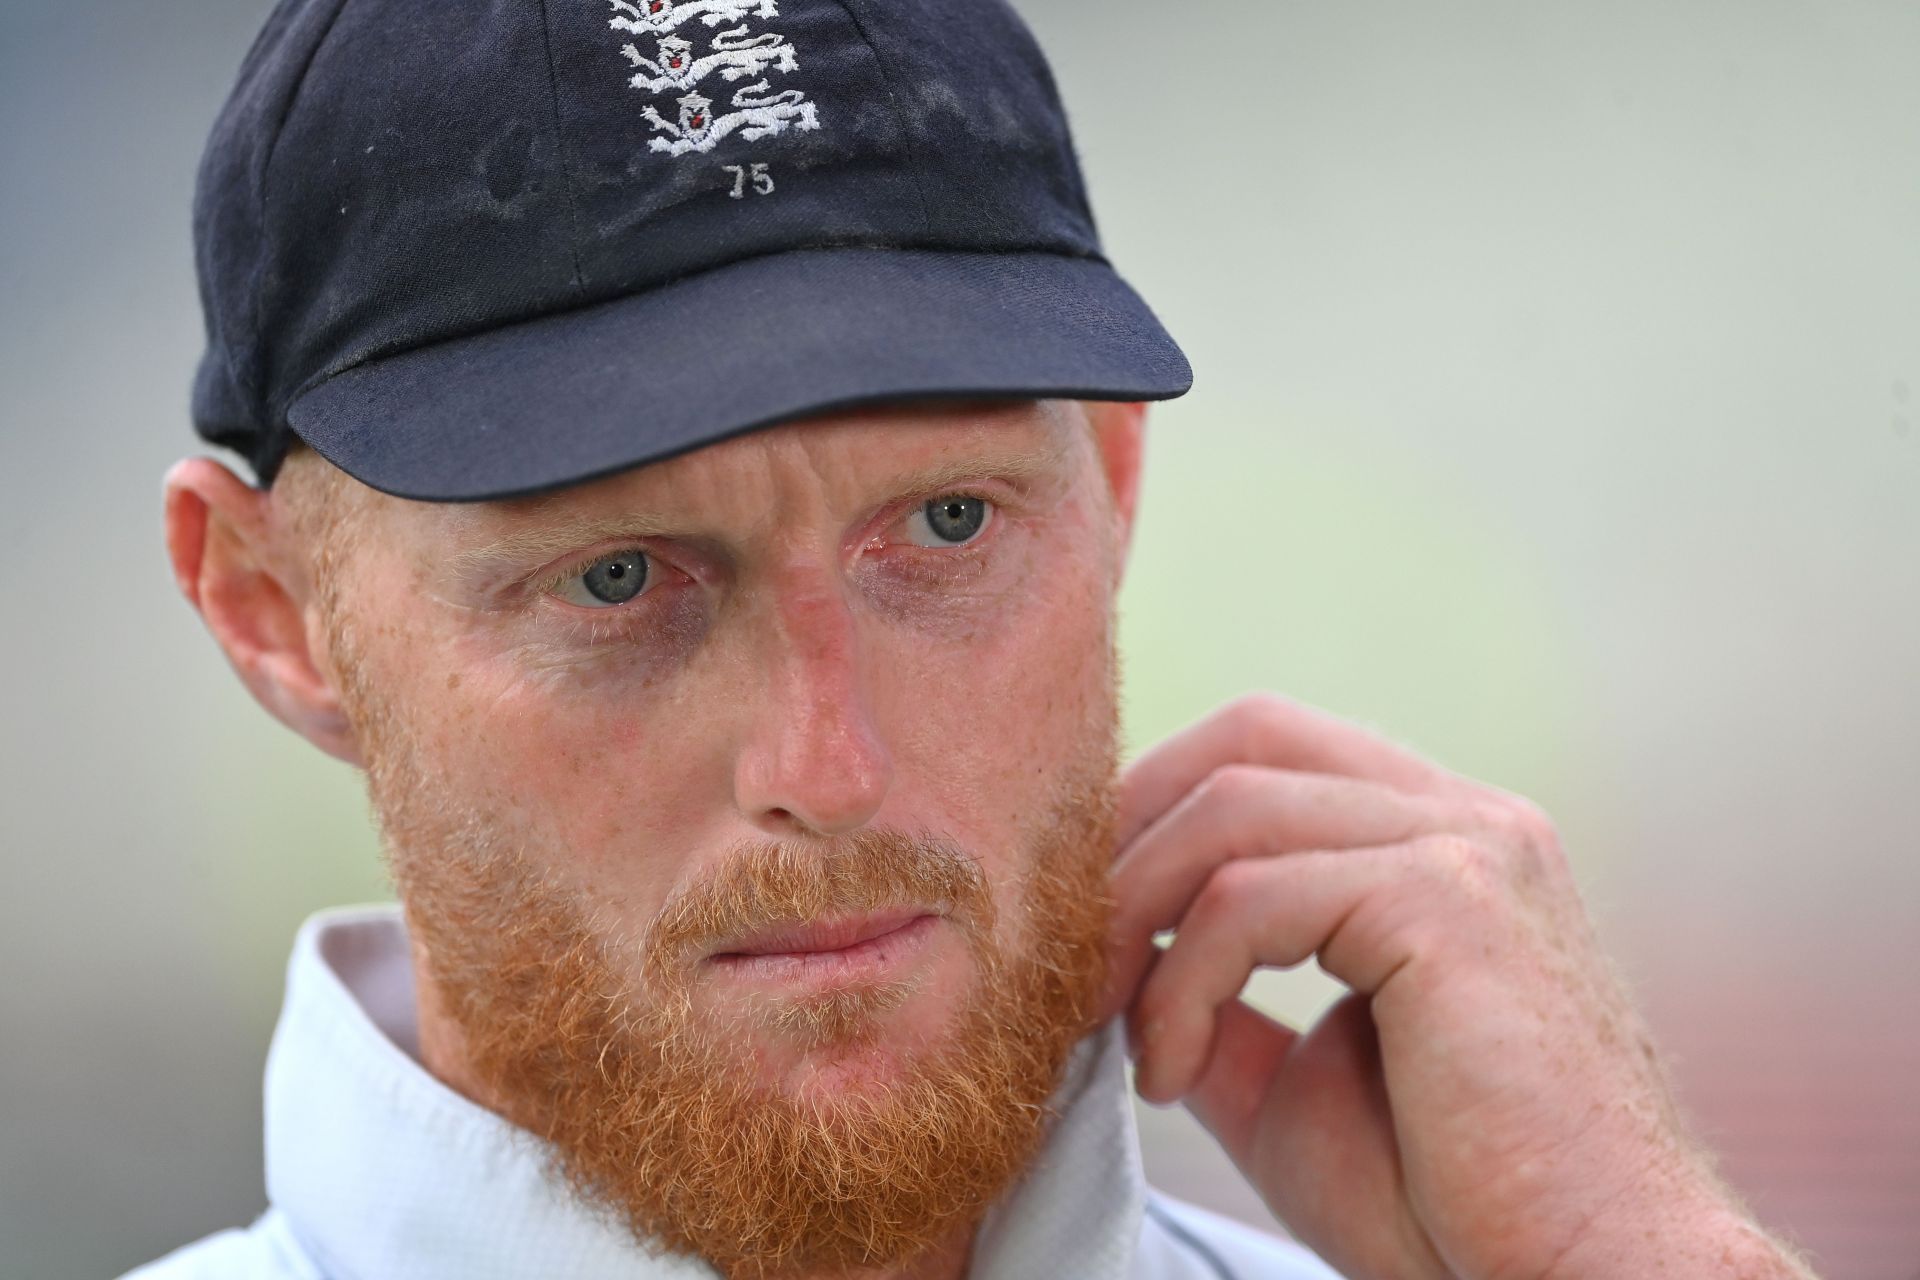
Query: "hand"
1102 693 1815 1280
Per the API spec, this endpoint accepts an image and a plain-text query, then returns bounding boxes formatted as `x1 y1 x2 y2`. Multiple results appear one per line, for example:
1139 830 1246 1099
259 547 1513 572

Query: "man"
134 1 1815 1278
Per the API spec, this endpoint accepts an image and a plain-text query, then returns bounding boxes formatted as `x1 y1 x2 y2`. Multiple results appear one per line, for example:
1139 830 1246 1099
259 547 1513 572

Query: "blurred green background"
2 1 1916 1276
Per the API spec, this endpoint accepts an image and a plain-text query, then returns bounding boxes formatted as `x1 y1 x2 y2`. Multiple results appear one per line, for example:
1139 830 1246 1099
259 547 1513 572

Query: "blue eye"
555 550 651 608
905 496 992 547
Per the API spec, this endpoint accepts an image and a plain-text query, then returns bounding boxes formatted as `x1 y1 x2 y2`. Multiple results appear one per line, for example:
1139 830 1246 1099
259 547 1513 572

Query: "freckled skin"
318 399 1135 1090
165 394 1818 1280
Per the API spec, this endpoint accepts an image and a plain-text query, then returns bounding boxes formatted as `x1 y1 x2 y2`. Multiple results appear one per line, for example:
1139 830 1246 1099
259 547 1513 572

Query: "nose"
730 572 893 838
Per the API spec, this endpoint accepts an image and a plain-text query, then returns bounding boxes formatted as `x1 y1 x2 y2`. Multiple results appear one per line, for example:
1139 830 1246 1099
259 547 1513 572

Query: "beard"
335 629 1122 1278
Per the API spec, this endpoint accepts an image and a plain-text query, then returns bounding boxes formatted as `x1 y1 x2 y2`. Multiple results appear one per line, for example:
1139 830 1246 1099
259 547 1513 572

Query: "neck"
410 934 495 1109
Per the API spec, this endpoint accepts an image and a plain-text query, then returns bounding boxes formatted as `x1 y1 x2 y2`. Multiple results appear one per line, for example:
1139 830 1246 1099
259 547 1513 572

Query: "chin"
711 952 980 1099
771 1038 935 1105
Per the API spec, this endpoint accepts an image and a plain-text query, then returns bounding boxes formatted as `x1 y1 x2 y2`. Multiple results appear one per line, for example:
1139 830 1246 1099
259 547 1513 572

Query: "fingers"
1175 995 1299 1147
1101 767 1490 1022
1114 691 1470 850
1179 996 1458 1280
1128 846 1412 1103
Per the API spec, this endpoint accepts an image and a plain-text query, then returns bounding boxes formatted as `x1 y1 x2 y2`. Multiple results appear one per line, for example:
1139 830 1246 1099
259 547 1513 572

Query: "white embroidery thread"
602 0 821 159
724 162 775 197
607 0 780 37
643 81 818 155
621 26 797 93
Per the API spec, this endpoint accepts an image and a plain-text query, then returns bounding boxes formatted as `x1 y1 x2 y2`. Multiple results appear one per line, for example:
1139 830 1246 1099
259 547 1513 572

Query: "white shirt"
126 906 1341 1280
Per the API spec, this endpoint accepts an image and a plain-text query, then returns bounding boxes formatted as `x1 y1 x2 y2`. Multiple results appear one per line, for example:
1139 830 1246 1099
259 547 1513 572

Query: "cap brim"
285 246 1191 502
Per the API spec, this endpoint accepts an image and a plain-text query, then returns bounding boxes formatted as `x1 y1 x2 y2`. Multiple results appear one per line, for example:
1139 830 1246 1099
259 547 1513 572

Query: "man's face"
308 399 1134 1276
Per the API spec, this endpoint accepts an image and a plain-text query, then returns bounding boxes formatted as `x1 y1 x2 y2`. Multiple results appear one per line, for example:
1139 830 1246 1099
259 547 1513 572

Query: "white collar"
264 905 1149 1280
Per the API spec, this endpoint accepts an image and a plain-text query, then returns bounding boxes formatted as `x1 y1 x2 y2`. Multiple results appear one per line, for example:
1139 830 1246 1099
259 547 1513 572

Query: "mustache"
643 828 995 963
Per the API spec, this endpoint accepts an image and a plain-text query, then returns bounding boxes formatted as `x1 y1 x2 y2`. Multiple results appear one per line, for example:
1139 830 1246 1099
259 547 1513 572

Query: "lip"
712 909 933 958
705 911 943 986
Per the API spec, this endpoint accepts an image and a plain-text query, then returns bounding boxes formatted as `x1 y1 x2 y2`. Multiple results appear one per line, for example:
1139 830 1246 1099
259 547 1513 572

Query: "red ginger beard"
344 652 1122 1279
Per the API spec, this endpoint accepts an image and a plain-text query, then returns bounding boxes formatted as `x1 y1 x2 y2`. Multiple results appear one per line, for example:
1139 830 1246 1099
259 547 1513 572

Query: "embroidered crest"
602 0 820 158
643 82 818 155
621 26 797 94
607 0 780 37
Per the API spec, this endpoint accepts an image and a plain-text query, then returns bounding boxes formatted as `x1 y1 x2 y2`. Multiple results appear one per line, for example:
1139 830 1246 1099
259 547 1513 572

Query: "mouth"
713 909 935 958
706 910 943 986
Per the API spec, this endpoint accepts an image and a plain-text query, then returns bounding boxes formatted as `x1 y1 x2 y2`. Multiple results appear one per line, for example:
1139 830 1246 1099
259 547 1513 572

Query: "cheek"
390 631 721 905
878 514 1117 854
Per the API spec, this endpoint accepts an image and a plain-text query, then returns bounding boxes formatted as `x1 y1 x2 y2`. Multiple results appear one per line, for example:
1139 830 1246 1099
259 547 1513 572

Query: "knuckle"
1528 809 1566 861
1415 832 1505 901
1507 793 1560 846
1195 761 1268 806
1475 793 1566 868
1193 857 1264 922
1472 798 1529 843
1225 689 1296 743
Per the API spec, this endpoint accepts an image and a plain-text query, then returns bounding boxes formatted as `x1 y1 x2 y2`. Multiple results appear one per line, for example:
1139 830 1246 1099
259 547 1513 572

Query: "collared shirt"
126 906 1342 1280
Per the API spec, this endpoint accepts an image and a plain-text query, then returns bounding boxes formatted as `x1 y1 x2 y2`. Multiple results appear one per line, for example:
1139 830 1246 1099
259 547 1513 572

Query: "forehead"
386 398 1087 544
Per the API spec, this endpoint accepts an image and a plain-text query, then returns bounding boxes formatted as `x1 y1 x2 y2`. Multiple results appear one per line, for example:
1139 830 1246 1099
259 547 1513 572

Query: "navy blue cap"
191 0 1191 502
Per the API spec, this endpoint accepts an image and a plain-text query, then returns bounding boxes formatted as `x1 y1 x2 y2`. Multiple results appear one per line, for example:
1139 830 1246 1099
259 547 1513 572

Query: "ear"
163 457 365 766
1082 400 1147 576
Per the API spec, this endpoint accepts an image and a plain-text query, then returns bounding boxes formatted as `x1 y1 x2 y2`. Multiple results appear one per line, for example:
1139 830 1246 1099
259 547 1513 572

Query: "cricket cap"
191 0 1191 501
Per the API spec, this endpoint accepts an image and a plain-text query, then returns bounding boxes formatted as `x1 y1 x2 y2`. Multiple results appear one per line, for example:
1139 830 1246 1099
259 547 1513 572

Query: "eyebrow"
881 441 1070 503
447 437 1074 578
448 511 688 579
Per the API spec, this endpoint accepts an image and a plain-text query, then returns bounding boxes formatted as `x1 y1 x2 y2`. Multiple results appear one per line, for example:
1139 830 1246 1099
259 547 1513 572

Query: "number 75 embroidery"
723 163 774 197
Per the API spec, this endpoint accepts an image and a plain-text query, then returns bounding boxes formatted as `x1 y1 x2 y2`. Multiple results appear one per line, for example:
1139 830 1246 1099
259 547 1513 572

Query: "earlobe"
163 458 365 767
